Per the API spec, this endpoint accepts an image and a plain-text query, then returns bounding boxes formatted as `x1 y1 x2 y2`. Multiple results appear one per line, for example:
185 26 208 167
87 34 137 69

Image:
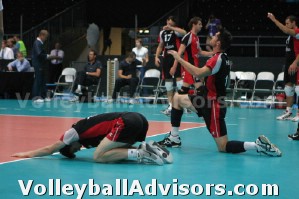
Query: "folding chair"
273 72 285 94
154 79 168 104
136 69 160 102
85 77 102 97
252 72 275 103
53 68 76 98
233 71 256 102
226 71 237 104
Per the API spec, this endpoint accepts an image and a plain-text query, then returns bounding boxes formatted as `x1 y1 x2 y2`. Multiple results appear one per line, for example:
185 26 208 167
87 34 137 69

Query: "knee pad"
284 85 295 97
165 81 174 92
176 80 183 90
295 86 299 97
178 86 190 94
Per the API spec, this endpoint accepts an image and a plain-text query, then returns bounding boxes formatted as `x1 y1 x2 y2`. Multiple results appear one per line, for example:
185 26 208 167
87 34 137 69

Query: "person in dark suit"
31 29 56 102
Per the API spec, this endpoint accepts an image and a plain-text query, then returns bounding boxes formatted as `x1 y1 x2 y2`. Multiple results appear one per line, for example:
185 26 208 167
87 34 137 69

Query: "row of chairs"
227 71 285 105
51 67 101 99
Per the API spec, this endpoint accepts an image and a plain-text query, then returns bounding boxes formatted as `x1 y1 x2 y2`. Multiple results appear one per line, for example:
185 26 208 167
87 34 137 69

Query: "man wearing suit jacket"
31 30 56 102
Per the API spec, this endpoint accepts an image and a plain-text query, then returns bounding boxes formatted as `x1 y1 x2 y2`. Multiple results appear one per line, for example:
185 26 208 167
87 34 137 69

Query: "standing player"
267 13 299 121
155 16 186 115
176 17 214 96
157 29 281 158
12 112 173 165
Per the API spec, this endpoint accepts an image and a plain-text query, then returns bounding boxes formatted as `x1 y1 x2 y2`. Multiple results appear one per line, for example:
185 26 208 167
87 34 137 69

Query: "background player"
155 16 186 115
12 112 173 165
267 13 299 121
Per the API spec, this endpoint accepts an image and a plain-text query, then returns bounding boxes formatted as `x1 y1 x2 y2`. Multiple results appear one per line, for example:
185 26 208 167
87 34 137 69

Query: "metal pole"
20 15 23 39
135 14 138 40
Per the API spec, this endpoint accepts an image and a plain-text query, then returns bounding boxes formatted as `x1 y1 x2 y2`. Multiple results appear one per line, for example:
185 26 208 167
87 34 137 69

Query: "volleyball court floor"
0 99 298 198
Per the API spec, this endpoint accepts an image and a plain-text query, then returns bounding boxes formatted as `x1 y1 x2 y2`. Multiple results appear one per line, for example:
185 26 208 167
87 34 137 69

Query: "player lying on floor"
12 112 173 165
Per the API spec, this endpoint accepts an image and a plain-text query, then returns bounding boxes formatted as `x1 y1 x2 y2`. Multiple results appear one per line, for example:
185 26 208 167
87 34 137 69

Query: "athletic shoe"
161 108 171 116
255 135 282 157
276 111 292 120
157 133 181 148
106 99 115 103
33 99 44 103
129 98 135 105
288 132 299 140
45 97 51 102
291 115 299 122
75 89 82 95
137 142 164 165
148 140 173 164
184 108 192 114
69 96 79 102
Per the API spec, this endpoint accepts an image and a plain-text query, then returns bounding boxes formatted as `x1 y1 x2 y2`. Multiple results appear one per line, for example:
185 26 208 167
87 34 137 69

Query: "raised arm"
267 12 297 36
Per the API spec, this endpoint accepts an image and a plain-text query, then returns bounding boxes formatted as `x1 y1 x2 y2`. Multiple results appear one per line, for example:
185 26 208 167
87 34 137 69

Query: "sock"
168 103 172 110
243 142 257 151
78 85 82 90
171 107 184 128
286 107 292 113
226 141 246 153
128 149 138 160
170 127 179 137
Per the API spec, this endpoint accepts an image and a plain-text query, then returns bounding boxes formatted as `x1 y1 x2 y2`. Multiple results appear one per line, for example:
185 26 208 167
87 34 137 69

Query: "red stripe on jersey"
106 118 125 141
182 32 200 66
78 119 119 139
205 53 223 100
294 28 299 56
210 100 221 138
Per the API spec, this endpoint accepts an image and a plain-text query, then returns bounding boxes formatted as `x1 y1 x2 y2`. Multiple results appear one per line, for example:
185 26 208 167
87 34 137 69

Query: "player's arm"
171 26 187 36
267 12 297 36
171 44 186 75
11 141 66 158
288 54 299 75
199 50 214 57
155 42 164 67
168 50 211 78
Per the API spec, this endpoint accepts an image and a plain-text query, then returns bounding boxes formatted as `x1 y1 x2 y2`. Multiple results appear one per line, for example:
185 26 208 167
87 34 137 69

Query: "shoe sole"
258 136 282 157
141 143 164 165
148 141 173 164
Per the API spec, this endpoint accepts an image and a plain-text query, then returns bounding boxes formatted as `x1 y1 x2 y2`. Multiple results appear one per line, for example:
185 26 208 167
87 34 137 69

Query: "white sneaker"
45 97 51 102
129 98 135 105
161 106 171 116
137 142 164 165
255 135 282 157
291 115 299 122
106 99 115 103
276 111 292 120
75 89 82 95
34 99 44 103
69 96 79 102
147 140 173 164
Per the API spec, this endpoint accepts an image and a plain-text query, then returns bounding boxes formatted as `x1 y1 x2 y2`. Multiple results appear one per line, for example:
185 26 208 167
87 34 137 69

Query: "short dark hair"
127 51 136 58
286 15 298 25
59 145 76 159
188 17 202 29
167 16 177 24
218 29 232 51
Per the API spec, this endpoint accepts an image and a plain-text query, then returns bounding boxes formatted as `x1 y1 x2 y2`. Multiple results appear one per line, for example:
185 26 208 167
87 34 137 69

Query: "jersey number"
164 34 172 42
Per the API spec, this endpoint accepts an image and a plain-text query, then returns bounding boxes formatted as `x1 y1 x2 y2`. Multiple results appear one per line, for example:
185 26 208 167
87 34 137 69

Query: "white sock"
243 142 257 151
168 103 172 110
286 107 292 113
170 127 179 137
128 149 138 160
77 85 82 90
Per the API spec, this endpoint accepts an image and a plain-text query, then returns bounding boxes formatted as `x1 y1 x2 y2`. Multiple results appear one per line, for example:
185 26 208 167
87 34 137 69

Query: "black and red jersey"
204 53 230 100
285 28 299 66
181 32 200 66
158 29 181 56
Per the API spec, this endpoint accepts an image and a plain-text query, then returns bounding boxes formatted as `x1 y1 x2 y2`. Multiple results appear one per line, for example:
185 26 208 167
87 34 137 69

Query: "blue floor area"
0 99 298 198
